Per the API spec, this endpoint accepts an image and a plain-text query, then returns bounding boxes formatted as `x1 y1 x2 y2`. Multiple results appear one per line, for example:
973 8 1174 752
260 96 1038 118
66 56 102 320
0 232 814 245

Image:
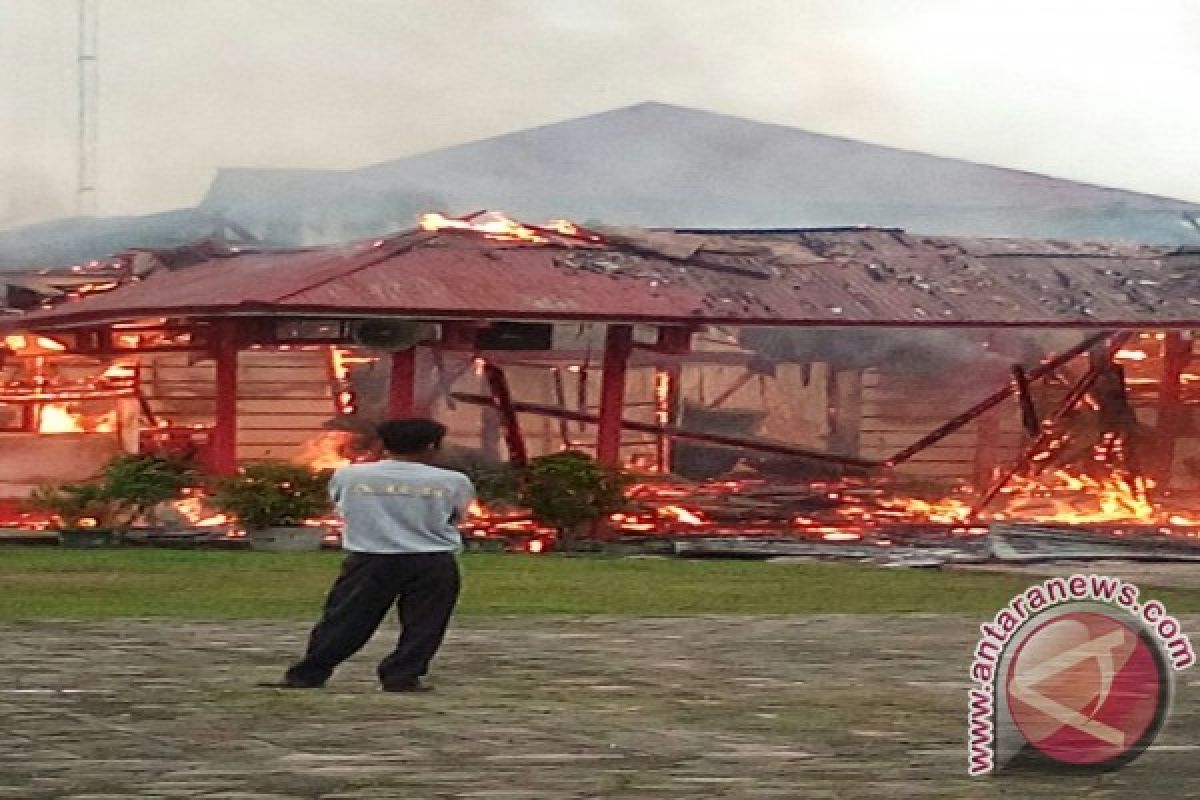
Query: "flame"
4 334 66 353
295 431 352 470
659 504 705 525
36 403 116 434
998 469 1161 524
38 404 82 433
418 211 599 244
172 495 230 527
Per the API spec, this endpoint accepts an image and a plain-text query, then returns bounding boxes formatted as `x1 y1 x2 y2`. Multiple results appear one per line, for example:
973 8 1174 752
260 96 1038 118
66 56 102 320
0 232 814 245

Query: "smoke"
738 327 1050 383
3 0 1199 228
0 164 72 230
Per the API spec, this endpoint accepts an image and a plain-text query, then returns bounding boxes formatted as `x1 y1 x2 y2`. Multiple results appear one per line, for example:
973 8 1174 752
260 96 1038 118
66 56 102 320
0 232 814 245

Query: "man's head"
376 418 447 459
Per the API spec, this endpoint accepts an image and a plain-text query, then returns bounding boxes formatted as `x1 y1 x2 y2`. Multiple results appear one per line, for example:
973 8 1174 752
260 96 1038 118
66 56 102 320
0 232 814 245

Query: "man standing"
264 418 473 692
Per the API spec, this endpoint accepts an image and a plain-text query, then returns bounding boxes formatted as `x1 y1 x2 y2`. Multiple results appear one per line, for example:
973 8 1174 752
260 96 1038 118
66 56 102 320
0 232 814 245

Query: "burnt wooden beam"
886 331 1111 466
449 392 882 470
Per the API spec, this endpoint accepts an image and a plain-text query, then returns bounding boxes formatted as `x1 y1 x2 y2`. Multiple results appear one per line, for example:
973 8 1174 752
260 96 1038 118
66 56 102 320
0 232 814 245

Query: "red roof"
8 227 1200 330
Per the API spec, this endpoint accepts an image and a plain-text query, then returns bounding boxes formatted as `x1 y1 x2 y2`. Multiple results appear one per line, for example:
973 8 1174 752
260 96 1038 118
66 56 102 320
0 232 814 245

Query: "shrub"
519 451 629 550
29 454 194 531
211 461 333 531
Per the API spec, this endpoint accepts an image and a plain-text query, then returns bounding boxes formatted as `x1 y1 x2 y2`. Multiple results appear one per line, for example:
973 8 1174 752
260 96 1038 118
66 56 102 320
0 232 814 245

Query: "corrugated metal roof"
7 227 1200 331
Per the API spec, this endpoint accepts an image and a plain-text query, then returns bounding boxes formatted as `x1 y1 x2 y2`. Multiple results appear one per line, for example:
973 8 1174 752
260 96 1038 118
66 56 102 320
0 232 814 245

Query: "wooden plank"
238 414 335 430
147 398 333 414
859 431 978 450
145 381 332 393
236 429 324 446
238 444 304 460
893 462 973 478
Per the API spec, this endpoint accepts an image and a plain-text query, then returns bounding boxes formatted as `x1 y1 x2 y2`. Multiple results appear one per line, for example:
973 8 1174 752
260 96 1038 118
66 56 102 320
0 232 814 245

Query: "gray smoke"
3 1 1199 228
738 327 1048 380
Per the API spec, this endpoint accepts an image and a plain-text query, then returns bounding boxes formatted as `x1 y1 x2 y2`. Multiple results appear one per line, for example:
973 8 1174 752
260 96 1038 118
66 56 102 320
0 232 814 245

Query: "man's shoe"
256 680 325 690
381 679 434 693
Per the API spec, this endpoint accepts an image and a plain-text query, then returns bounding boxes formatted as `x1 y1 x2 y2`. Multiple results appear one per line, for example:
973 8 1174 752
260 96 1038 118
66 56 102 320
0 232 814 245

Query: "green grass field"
2 547 1200 619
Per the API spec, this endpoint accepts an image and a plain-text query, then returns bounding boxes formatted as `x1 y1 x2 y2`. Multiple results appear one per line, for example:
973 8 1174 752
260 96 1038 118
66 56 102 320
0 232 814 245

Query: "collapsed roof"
8 220 1200 331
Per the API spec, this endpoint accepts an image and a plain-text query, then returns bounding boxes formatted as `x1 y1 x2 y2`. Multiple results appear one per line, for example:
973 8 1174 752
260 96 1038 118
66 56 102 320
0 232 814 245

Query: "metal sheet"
8 228 1200 330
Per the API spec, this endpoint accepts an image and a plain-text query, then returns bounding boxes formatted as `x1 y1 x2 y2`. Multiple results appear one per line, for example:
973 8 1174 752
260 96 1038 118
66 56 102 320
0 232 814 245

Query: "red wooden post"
1156 332 1191 485
596 324 633 467
482 363 528 467
388 347 417 418
210 320 240 476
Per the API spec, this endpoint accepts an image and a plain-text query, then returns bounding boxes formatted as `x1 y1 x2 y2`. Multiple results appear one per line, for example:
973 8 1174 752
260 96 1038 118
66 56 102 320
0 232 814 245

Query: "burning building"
3 213 1200 542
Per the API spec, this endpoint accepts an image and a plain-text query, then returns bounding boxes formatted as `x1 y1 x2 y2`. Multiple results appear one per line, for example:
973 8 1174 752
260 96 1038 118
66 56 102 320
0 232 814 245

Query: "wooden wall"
857 370 1024 480
140 347 335 462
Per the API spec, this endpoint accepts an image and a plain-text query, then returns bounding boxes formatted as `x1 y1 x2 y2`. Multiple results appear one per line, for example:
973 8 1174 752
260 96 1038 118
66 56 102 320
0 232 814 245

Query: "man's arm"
450 475 476 525
327 469 346 506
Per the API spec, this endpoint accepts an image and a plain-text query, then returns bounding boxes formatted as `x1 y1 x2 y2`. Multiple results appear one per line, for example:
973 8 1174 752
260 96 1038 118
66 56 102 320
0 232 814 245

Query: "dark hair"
376 418 447 455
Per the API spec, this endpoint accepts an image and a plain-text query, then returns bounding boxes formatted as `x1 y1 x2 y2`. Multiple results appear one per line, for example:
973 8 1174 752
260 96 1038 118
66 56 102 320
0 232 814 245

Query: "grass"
2 547 1200 620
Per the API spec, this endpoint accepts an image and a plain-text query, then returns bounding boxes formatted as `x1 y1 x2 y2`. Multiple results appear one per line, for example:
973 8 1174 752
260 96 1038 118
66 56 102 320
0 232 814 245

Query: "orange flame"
418 211 598 244
295 431 352 471
172 495 230 527
36 404 116 434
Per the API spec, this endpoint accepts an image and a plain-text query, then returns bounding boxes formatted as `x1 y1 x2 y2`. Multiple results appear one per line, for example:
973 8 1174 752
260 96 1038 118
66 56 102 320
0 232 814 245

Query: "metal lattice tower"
76 0 99 216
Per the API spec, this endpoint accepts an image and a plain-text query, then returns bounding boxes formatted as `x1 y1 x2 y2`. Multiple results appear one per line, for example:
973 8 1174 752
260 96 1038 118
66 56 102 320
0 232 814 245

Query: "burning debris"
3 213 1200 560
418 211 602 244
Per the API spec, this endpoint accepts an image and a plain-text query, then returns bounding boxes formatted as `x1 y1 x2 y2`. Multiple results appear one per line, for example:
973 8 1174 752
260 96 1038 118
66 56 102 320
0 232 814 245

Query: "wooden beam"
596 324 633 466
449 392 882 469
482 364 527 467
210 320 240 475
387 348 417 418
1155 332 1191 484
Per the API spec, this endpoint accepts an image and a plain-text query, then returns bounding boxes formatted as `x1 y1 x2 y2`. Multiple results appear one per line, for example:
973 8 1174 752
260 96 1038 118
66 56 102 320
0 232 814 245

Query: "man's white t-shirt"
328 460 474 554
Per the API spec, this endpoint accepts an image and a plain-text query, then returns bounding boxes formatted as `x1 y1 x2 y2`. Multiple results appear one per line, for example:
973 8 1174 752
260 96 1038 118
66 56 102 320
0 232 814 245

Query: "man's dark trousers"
285 551 460 688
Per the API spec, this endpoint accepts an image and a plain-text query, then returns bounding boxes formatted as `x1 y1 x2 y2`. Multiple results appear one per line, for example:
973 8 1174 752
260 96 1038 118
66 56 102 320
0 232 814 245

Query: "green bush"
519 451 629 549
211 462 333 530
100 455 195 525
29 454 194 531
28 482 115 530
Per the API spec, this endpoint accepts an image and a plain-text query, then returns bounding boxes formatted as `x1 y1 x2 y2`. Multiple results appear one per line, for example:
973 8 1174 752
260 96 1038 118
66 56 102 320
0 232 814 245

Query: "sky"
1 0 1198 228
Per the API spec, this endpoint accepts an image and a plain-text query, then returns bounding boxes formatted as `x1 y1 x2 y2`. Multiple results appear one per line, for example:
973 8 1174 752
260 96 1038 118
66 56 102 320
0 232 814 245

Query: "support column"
387 347 417 418
1155 332 1191 485
483 363 528 467
210 320 240 476
596 324 633 467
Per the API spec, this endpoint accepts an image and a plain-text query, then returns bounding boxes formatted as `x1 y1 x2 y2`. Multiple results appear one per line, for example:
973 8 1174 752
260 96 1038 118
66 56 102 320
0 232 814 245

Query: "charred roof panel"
7 227 1200 331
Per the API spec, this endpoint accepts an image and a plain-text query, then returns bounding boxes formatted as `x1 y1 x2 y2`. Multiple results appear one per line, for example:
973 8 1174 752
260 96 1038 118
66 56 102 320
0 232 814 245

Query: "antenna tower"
76 0 99 215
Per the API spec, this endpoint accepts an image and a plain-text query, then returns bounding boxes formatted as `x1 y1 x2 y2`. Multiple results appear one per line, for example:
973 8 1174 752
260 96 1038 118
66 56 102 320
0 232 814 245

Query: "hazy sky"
2 0 1198 228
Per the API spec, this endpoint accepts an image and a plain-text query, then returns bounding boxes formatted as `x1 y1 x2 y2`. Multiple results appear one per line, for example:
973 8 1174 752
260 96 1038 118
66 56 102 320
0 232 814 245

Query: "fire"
997 469 1162 524
659 504 705 525
36 403 116 434
4 334 66 353
418 211 600 244
172 495 230 527
295 431 352 470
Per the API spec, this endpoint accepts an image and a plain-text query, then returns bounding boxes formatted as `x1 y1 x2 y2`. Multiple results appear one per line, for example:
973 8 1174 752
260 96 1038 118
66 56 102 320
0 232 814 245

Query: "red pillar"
388 347 417 418
596 324 633 467
483 363 528 467
1156 332 1191 485
210 320 240 476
